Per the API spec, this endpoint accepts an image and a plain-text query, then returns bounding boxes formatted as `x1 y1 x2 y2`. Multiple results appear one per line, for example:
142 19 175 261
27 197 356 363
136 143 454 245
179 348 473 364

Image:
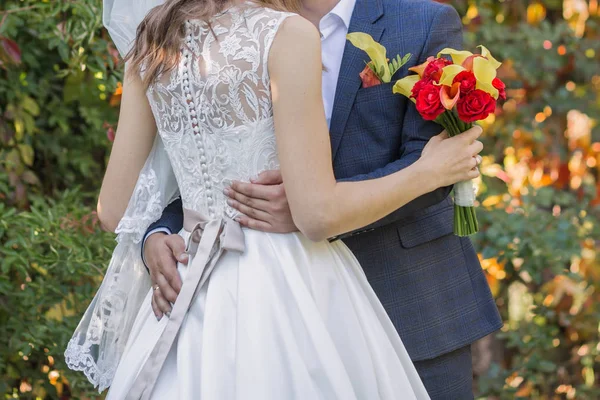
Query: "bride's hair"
127 0 302 87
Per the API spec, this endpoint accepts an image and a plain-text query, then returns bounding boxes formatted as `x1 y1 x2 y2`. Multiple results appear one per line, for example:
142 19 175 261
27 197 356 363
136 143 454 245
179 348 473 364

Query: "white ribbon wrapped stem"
453 179 478 207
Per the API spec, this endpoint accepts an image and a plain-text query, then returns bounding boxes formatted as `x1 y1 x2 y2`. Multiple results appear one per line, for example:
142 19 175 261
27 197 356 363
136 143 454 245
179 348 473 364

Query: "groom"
143 0 502 398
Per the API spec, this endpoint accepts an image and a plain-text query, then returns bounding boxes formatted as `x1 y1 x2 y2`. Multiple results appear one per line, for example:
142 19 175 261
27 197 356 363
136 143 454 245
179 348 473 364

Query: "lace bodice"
147 5 294 219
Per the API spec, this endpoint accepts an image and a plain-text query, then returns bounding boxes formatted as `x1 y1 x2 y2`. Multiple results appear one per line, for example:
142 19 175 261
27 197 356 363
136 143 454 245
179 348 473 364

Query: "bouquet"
393 46 506 236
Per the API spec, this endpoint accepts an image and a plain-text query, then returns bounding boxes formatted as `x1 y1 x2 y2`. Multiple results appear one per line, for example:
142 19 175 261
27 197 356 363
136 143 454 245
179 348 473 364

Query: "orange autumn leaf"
109 82 123 107
515 381 534 397
591 183 600 206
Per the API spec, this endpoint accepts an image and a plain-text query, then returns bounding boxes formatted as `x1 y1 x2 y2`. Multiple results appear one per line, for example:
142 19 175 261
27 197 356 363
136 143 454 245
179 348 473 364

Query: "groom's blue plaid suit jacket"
145 0 502 362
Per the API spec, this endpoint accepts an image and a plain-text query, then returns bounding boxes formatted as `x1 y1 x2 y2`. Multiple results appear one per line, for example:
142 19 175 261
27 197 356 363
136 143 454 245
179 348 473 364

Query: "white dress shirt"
319 0 357 127
144 0 357 251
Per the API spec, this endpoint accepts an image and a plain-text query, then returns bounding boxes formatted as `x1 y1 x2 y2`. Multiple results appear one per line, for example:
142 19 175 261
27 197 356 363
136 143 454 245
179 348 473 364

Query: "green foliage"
0 0 121 207
448 0 600 398
388 53 412 80
0 191 114 399
475 189 600 399
367 53 412 83
0 0 120 398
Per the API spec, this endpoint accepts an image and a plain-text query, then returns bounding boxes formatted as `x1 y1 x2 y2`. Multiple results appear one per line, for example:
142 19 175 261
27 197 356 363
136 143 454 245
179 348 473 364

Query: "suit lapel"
330 0 385 160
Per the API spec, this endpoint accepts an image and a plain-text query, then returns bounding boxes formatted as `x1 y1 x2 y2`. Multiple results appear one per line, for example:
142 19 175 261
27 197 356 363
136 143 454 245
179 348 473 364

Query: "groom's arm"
141 197 184 267
338 5 462 233
141 198 186 319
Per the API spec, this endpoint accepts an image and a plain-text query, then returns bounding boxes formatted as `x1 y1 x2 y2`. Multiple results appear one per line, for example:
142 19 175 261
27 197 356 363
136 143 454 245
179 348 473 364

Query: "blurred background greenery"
0 0 599 398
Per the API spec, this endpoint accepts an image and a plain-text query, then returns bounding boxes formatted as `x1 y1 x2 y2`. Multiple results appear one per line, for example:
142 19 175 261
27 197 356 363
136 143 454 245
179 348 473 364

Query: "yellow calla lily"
438 64 467 87
473 57 499 98
393 75 419 102
478 45 502 70
346 32 391 83
476 80 499 99
437 48 473 66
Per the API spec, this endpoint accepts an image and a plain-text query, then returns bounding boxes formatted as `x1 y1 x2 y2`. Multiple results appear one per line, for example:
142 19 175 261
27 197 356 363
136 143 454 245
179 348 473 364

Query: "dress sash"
126 209 245 400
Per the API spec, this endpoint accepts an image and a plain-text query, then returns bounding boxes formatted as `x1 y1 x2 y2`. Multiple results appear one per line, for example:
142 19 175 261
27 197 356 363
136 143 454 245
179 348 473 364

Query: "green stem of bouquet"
439 111 479 237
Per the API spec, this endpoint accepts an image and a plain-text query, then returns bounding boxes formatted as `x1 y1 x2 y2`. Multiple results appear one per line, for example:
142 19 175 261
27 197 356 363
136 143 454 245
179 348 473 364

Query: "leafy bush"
0 0 120 207
446 0 600 398
0 191 114 399
1 1 120 397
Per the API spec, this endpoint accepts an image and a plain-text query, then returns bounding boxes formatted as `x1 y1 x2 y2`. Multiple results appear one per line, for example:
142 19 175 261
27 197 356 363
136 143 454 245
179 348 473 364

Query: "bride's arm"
270 16 481 242
97 70 157 232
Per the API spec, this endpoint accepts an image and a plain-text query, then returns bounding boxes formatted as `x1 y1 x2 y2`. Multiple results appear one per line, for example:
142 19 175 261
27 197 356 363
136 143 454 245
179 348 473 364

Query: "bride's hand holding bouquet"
394 46 506 236
417 126 484 191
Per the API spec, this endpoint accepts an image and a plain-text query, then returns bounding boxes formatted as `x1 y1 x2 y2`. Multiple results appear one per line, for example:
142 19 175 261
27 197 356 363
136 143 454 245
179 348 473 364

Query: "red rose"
457 89 496 123
415 83 445 121
453 71 477 94
410 77 433 99
492 77 506 101
423 57 452 82
359 62 381 88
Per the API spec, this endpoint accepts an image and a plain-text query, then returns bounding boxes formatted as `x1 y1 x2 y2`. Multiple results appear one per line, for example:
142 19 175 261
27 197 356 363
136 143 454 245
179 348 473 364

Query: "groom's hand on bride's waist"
225 170 298 234
144 232 187 320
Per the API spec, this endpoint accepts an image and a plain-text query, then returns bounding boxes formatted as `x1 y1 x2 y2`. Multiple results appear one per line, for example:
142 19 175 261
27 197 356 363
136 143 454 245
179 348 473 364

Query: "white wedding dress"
105 5 429 399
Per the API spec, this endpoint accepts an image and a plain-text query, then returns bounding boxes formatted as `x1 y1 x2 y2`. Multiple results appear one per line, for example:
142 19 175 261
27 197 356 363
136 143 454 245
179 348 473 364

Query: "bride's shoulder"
245 5 298 22
268 14 320 66
270 13 318 40
244 6 317 39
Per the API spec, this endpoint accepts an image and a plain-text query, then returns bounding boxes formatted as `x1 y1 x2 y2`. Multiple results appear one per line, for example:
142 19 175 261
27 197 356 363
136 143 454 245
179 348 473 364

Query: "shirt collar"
328 0 356 29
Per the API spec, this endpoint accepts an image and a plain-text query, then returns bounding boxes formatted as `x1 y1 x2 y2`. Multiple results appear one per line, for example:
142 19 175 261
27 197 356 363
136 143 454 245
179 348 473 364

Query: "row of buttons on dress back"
183 21 215 218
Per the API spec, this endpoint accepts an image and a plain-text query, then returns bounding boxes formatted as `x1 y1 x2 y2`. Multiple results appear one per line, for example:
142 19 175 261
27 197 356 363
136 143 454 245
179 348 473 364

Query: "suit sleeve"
337 4 463 234
140 197 184 270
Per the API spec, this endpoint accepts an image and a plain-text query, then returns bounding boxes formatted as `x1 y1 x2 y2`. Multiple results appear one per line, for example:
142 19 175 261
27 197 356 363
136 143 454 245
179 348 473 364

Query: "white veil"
102 0 165 56
64 0 177 392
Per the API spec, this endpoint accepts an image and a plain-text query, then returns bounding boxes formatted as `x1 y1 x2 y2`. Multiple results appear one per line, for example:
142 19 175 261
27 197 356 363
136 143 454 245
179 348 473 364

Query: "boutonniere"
346 32 412 88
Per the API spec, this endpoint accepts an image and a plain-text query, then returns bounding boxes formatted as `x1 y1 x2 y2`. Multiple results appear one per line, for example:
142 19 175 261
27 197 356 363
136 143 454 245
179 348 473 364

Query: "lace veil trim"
64 134 179 391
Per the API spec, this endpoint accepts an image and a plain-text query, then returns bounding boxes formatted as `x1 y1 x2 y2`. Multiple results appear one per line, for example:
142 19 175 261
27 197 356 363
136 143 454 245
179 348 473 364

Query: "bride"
65 0 483 398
